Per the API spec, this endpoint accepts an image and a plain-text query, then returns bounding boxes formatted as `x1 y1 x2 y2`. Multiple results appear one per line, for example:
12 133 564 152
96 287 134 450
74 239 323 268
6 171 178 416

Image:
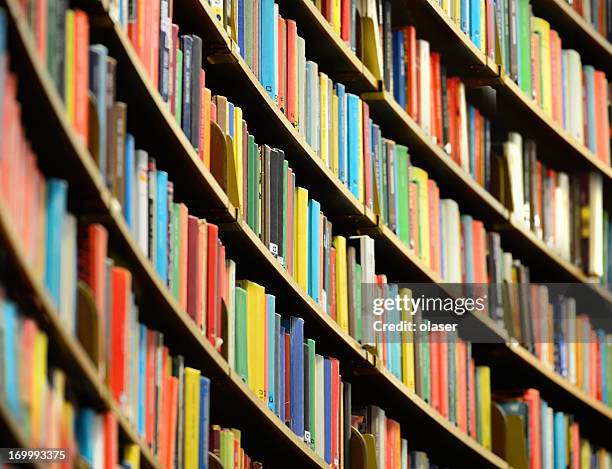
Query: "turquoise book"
260 0 275 99
45 178 68 307
156 170 169 283
308 199 321 302
347 93 360 198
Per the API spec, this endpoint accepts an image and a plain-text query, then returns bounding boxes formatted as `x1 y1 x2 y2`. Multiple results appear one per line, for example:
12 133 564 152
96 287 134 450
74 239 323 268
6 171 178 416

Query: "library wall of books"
0 0 611 467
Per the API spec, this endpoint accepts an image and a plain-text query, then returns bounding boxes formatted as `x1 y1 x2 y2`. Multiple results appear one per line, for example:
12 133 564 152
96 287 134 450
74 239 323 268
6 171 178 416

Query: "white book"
297 37 307 138
565 50 584 144
555 172 571 260
93 413 104 469
135 150 149 258
371 406 386 469
441 199 462 282
418 40 431 136
59 213 77 336
588 172 603 277
315 355 325 459
505 133 525 224
401 438 408 469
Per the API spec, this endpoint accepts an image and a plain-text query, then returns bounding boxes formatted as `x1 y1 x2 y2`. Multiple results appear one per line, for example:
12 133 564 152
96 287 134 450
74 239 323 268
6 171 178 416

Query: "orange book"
103 413 117 469
206 223 219 347
278 16 286 111
159 373 171 466
74 10 89 145
522 389 541 469
590 330 597 398
202 88 212 167
404 26 418 120
35 0 47 63
128 0 144 58
594 71 610 164
142 2 152 76
110 267 131 406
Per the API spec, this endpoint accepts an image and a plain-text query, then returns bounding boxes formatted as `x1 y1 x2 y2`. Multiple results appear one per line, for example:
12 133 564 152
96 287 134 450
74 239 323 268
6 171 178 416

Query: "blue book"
267 294 276 411
2 300 20 418
156 171 169 283
279 325 286 423
347 93 360 198
460 215 474 282
289 316 305 439
584 66 597 153
180 35 193 141
45 179 68 307
324 358 332 464
484 119 491 191
308 199 321 302
469 0 480 48
199 376 210 469
336 83 347 184
461 0 470 34
468 107 476 177
124 134 135 230
138 324 146 437
88 44 108 180
75 409 95 466
553 412 566 469
392 30 406 108
260 0 275 99
238 0 245 58
228 102 235 139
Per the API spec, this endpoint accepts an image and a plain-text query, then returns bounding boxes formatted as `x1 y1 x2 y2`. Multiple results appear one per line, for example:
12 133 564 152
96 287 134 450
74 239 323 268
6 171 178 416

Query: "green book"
175 49 183 126
355 263 362 343
245 0 253 69
234 287 248 381
247 134 256 230
395 145 410 245
518 0 531 95
307 339 316 449
171 204 181 300
282 159 288 268
421 324 430 404
381 143 388 224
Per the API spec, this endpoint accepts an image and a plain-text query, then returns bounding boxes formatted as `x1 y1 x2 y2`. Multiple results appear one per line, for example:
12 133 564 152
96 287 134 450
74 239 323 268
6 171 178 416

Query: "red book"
110 268 131 407
278 17 286 111
363 102 372 208
150 0 160 87
429 332 440 412
286 20 297 125
211 101 217 123
330 247 337 320
594 71 610 164
35 0 47 63
439 331 448 419
186 216 203 324
430 52 442 145
472 220 484 283
74 10 89 146
474 109 482 184
322 0 333 22
427 180 440 273
341 0 350 43
199 70 206 162
217 243 226 351
145 330 156 446
522 389 541 469
206 223 219 346
571 422 580 469
330 358 340 468
486 0 494 58
404 26 418 120
447 78 459 165
128 0 144 59
284 332 291 422
103 413 117 469
549 31 559 123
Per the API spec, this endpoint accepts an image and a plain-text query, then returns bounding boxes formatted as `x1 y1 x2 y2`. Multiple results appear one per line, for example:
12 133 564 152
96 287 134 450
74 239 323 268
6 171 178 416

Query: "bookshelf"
1 0 610 466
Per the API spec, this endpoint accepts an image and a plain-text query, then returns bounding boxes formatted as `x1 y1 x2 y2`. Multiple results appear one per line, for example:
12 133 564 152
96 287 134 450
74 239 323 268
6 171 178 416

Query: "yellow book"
442 0 450 17
221 429 234 468
477 366 492 450
410 167 430 268
31 330 48 445
332 0 341 35
211 0 224 27
184 367 201 469
333 236 349 332
64 10 75 125
320 74 329 165
295 187 310 291
453 0 461 27
399 288 415 391
231 0 238 42
580 440 591 469
123 445 141 469
357 102 364 203
243 280 266 402
332 93 339 177
531 18 552 116
234 106 244 210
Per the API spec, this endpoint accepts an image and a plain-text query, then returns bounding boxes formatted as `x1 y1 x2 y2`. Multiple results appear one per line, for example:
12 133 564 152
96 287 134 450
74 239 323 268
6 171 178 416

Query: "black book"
190 35 203 152
262 145 272 249
343 382 352 469
273 149 285 262
180 35 193 142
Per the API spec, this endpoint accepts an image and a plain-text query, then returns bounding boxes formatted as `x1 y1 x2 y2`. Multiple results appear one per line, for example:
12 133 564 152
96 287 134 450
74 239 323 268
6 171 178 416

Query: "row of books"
493 388 612 469
505 286 612 405
0 292 142 469
492 132 611 281
564 0 612 40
